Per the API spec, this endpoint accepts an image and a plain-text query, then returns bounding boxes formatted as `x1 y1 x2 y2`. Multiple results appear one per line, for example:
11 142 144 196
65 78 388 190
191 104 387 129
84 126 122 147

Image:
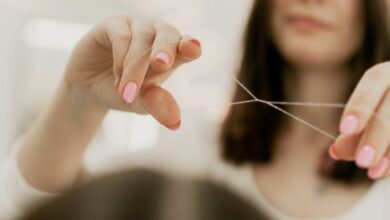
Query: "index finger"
340 62 390 135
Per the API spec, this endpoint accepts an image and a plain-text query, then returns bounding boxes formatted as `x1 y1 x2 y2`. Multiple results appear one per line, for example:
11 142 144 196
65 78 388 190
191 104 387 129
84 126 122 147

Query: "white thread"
268 101 346 108
206 52 338 139
231 73 337 140
121 39 390 140
205 51 390 140
182 100 258 112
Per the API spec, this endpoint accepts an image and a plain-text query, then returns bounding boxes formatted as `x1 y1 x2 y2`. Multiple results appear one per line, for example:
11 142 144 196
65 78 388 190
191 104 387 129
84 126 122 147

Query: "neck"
282 66 350 139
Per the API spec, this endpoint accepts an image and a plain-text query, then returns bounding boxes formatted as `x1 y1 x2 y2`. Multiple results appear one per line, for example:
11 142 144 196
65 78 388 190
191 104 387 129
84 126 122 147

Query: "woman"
2 0 390 219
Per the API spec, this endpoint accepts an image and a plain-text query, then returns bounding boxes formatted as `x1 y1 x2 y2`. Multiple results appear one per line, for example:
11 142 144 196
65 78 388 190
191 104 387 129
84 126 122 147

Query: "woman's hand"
330 62 390 179
65 16 202 130
18 16 201 192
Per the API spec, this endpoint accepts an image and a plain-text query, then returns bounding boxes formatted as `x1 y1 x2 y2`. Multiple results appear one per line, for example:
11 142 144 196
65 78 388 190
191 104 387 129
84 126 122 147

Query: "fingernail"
356 145 376 168
368 157 390 179
340 115 359 135
190 39 201 47
155 52 170 65
166 120 181 130
122 81 138 104
328 145 340 160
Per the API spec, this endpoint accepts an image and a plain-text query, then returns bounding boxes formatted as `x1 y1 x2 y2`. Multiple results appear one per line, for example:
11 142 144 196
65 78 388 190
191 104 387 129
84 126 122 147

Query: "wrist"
61 79 109 121
17 80 108 192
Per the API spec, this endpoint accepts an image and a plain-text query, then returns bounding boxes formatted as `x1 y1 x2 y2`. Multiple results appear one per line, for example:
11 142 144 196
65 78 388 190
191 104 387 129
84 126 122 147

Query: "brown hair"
21 169 269 220
221 0 390 183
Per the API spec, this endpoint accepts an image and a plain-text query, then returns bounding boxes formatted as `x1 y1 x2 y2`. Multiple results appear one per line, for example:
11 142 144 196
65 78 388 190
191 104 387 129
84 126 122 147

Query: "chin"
281 45 342 69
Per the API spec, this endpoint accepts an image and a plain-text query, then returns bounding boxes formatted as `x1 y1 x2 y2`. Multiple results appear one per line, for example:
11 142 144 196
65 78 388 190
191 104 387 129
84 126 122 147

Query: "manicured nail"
155 52 170 65
190 39 201 47
166 120 181 130
340 115 359 135
356 145 376 168
122 81 138 104
328 145 340 160
368 157 390 179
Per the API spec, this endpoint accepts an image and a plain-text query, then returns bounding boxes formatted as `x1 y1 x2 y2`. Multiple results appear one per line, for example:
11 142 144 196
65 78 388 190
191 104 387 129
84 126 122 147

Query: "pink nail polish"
190 39 201 47
356 145 376 168
166 120 181 131
340 115 359 135
368 157 390 179
155 52 170 65
122 81 138 103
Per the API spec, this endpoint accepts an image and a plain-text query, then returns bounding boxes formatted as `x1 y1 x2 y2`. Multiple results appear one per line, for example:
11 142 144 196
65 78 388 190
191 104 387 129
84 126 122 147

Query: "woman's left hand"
330 62 390 180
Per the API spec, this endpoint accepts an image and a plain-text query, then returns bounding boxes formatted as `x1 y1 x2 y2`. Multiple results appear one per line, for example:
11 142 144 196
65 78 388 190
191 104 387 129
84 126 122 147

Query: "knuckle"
349 93 372 111
132 26 156 42
365 63 390 82
114 32 132 42
154 21 180 36
94 20 109 33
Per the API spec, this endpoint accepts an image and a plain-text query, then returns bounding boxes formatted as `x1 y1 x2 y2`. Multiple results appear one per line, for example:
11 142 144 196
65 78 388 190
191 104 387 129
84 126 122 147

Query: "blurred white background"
0 0 253 169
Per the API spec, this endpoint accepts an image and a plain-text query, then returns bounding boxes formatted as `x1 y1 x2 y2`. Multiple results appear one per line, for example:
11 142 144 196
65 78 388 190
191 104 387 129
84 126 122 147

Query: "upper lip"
286 14 331 30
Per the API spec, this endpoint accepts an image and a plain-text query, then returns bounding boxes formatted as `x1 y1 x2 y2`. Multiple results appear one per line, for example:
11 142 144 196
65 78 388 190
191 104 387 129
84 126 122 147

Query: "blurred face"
271 0 364 70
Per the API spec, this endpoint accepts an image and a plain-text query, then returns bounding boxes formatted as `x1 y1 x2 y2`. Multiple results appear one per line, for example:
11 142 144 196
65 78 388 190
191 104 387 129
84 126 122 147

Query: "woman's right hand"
65 16 202 130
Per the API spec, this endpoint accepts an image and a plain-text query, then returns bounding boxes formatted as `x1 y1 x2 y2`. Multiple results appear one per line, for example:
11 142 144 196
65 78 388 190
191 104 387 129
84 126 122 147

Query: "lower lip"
288 17 328 33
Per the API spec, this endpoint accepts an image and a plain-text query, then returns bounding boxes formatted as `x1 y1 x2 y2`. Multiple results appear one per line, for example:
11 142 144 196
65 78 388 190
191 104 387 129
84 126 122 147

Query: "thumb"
139 85 181 130
331 134 362 161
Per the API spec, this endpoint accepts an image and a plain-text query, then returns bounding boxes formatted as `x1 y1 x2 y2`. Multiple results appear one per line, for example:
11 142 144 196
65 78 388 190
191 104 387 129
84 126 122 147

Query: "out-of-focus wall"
0 5 25 159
